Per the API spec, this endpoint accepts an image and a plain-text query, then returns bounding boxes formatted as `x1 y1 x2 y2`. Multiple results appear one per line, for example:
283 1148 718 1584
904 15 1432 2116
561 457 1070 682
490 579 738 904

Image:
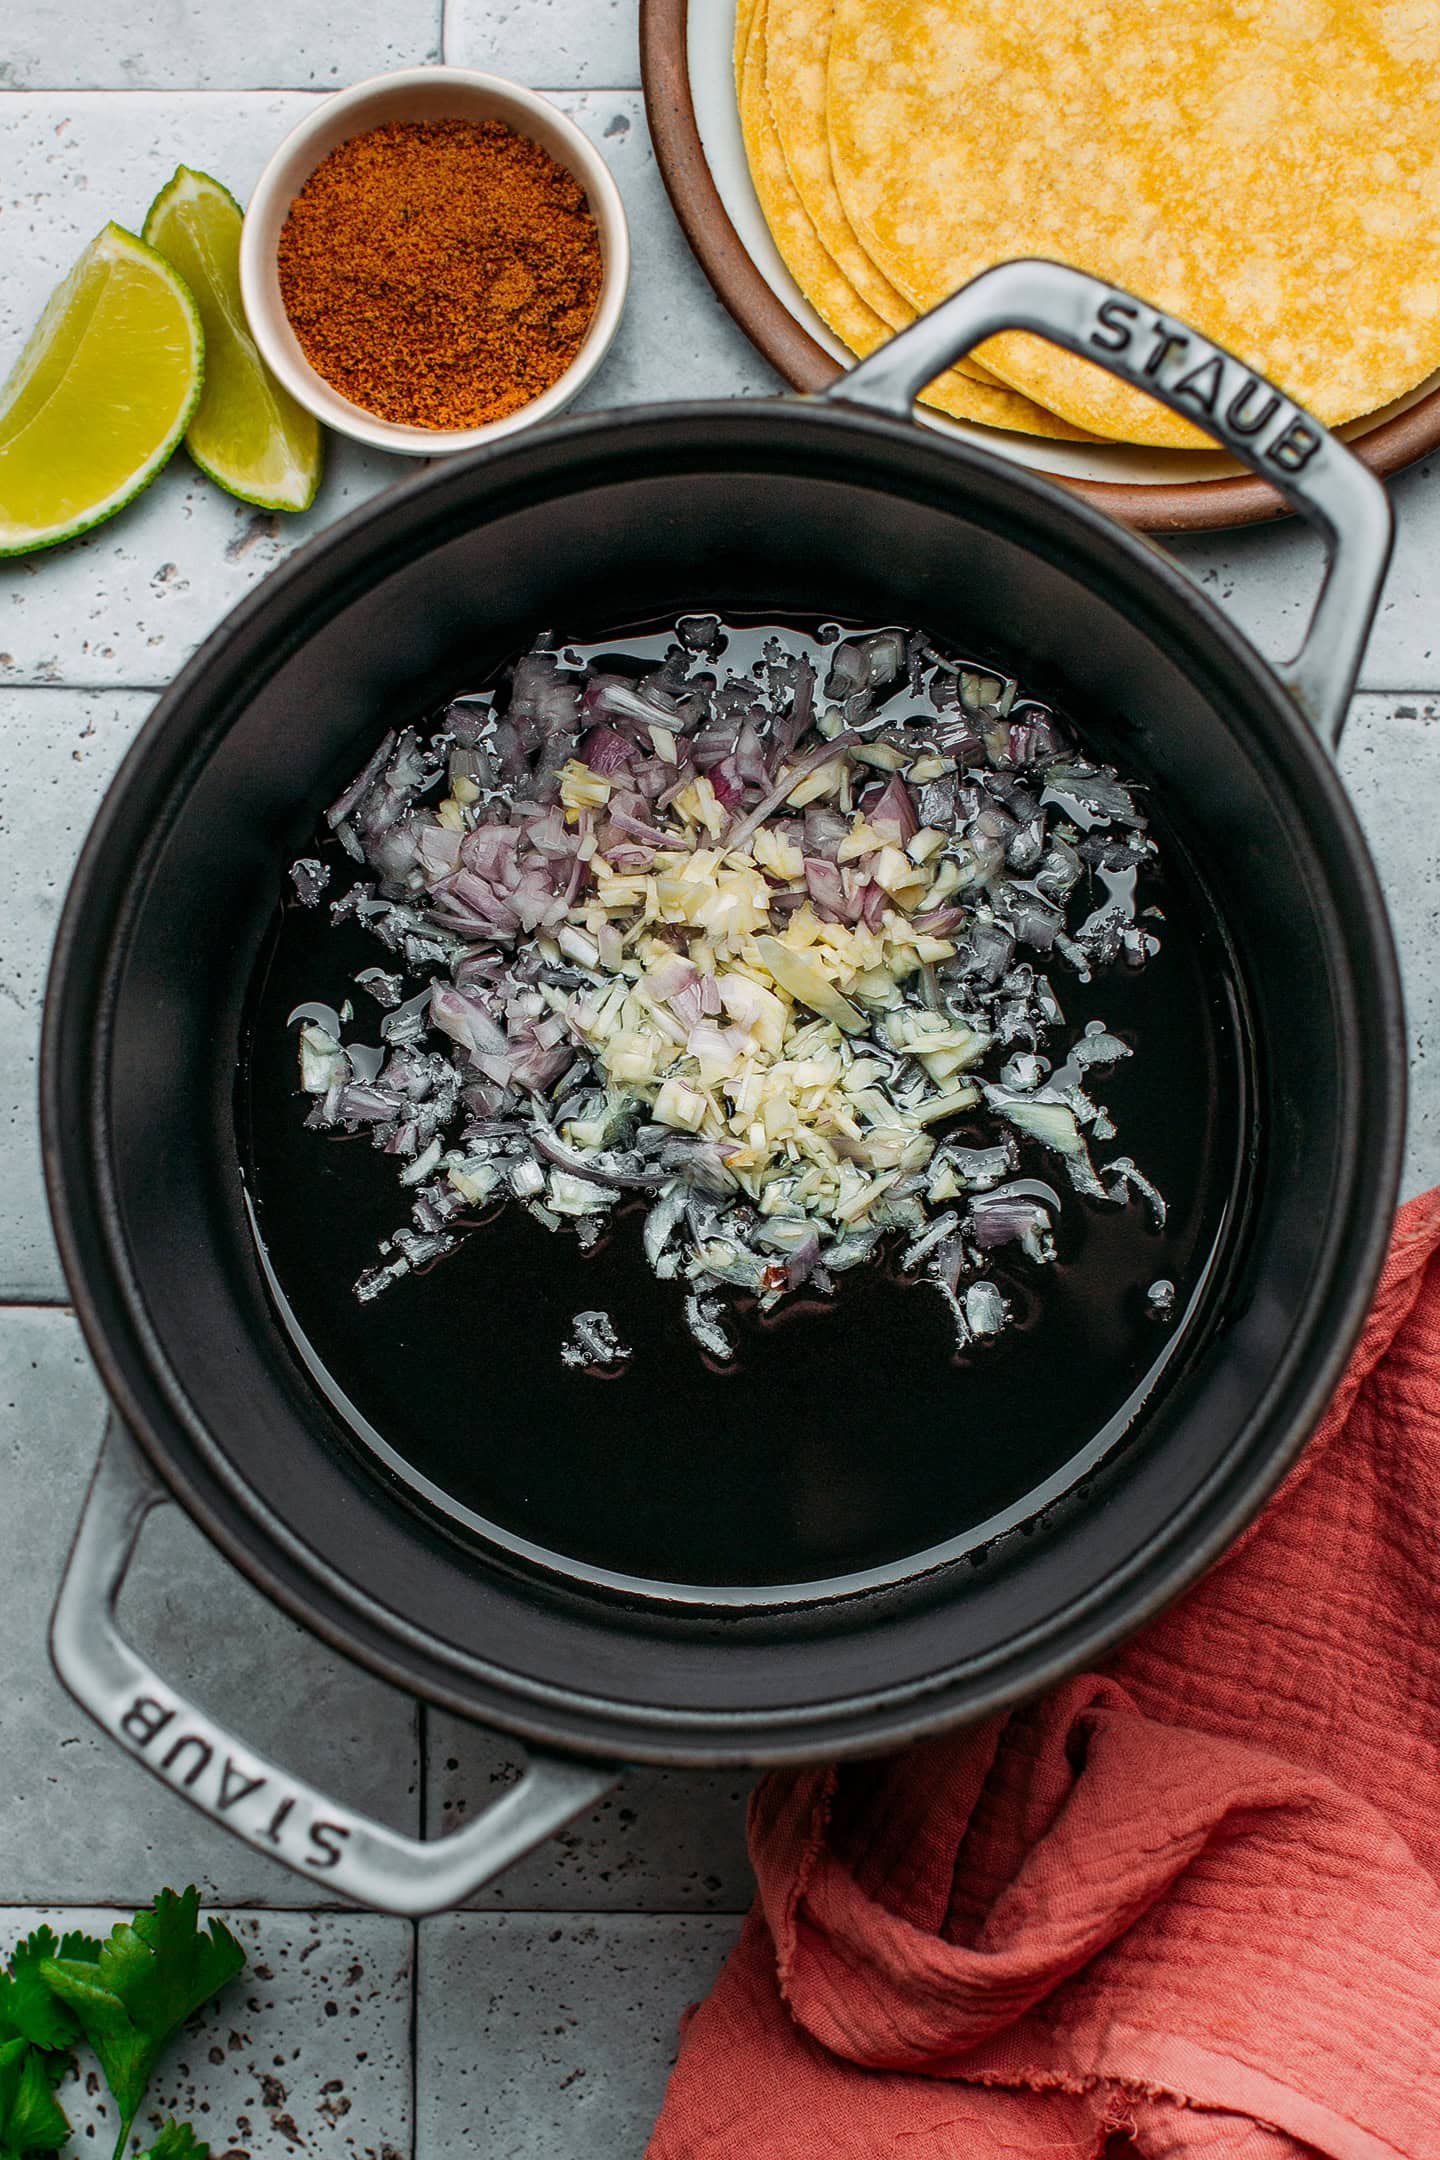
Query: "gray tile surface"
0 71 1433 706
0 88 415 689
0 1308 420 1903
1175 454 1440 691
1 0 442 90
0 89 773 690
4 6 1440 2157
0 690 153 1300
415 1913 738 2158
428 1725 755 1913
7 1908 412 2159
1340 696 1440 1202
445 0 640 88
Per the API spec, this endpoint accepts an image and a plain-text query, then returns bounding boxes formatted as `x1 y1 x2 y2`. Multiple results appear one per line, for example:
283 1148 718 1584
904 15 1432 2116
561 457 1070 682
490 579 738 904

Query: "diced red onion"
582 726 634 775
429 982 508 1059
732 721 770 789
867 772 919 841
418 825 463 877
860 879 889 929
647 952 696 1001
804 859 846 918
327 731 395 828
800 804 848 861
708 764 745 811
608 807 673 849
301 621 1163 1355
724 731 861 852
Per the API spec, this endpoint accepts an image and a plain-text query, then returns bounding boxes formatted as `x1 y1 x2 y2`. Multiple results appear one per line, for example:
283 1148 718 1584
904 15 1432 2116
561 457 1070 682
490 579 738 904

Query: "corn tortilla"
764 0 1003 388
735 0 759 84
828 0 1440 448
766 0 906 324
741 0 1092 435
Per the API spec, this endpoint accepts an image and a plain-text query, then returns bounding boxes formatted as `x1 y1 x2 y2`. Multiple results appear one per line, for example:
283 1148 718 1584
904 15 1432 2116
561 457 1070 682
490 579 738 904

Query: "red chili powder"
276 117 604 431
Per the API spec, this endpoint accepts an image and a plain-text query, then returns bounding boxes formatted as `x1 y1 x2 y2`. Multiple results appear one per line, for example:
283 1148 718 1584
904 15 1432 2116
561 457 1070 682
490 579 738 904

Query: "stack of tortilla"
737 0 1440 447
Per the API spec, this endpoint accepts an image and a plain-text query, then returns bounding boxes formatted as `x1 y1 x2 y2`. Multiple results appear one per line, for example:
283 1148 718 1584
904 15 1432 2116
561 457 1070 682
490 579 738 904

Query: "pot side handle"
50 1421 620 1917
824 259 1393 748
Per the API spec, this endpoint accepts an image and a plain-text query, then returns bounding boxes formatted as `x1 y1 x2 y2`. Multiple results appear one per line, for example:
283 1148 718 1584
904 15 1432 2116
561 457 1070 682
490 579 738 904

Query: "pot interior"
237 608 1249 1602
54 407 1399 1753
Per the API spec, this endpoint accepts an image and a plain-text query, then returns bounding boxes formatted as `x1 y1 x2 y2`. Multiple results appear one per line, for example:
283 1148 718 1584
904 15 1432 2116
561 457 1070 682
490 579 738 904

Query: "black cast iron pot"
42 264 1404 1913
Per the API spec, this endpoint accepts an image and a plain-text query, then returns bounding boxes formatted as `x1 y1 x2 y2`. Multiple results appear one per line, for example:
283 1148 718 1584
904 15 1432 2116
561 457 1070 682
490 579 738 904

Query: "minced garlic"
514 766 1001 1233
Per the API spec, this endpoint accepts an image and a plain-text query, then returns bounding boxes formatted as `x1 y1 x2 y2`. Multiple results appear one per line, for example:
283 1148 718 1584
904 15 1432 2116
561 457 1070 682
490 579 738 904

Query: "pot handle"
50 1421 619 1917
823 259 1393 747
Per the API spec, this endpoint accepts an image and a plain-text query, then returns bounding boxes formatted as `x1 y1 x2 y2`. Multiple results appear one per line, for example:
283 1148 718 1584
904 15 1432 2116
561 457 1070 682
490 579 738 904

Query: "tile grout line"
408 1697 427 2160
0 1899 755 1916
0 1900 411 1913
0 82 645 98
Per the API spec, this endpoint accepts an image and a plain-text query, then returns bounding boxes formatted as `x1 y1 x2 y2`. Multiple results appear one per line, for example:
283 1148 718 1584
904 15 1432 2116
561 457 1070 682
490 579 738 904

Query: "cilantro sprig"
0 2035 72 2157
0 1893 244 2160
135 2126 210 2160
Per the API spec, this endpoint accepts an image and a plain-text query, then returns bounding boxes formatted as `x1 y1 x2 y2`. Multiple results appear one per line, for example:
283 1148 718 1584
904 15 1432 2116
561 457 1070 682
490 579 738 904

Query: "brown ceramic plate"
640 0 1440 533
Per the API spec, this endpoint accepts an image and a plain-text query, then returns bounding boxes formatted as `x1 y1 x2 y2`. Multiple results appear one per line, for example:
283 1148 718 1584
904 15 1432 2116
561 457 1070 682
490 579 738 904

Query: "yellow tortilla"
735 0 759 85
741 0 1093 436
764 0 920 334
764 0 1003 388
828 0 1440 448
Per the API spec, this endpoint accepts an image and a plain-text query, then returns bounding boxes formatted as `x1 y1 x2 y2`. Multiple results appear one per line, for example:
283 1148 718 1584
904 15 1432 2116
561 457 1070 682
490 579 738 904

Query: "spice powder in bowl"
275 119 605 431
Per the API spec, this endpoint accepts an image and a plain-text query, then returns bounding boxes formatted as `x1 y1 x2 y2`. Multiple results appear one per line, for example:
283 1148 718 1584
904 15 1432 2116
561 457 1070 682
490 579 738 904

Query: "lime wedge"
0 224 203 557
144 166 322 514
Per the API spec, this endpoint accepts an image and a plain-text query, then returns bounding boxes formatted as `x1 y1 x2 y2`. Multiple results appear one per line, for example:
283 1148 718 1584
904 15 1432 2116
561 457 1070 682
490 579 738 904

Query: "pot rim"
40 395 1406 1762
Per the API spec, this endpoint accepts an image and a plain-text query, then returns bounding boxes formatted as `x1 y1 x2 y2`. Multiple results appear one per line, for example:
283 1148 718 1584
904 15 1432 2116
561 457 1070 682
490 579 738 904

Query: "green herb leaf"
136 2121 209 2160
41 1890 244 2160
0 2037 72 2155
0 1929 103 2053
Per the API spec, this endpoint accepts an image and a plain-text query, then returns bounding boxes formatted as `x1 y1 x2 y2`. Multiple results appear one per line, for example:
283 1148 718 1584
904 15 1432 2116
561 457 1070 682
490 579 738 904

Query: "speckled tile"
0 88 775 691
2 1907 412 2159
0 690 154 1301
0 1307 421 1903
415 1912 739 2157
1169 451 1440 692
563 93 779 416
1339 695 1440 1203
0 88 409 689
444 0 639 87
0 425 404 689
1 82 1435 705
1 0 441 89
0 0 1435 2152
426 1721 754 1912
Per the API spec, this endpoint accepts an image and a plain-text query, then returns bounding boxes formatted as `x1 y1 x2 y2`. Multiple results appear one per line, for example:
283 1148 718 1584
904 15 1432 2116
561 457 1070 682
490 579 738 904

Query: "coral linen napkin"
649 1192 1440 2160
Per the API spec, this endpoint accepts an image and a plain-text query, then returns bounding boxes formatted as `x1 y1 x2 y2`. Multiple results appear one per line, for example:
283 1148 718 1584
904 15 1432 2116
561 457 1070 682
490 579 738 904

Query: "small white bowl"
239 67 630 457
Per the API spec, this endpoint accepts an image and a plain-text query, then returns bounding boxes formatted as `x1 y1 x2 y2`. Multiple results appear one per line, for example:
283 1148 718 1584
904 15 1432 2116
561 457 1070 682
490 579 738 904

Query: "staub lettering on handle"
119 1691 352 1871
1088 299 1321 473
